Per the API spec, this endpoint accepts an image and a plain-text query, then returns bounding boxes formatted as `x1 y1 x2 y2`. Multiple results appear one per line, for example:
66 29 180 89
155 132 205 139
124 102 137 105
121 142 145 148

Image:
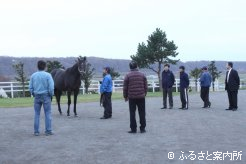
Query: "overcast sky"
0 0 245 61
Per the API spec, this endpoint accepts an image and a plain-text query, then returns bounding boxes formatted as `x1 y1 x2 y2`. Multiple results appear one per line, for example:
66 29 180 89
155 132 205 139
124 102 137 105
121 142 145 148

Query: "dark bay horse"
51 57 86 116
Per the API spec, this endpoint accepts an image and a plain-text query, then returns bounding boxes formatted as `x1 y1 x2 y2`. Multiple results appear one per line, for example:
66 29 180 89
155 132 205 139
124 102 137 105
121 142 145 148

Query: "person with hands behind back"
123 61 148 134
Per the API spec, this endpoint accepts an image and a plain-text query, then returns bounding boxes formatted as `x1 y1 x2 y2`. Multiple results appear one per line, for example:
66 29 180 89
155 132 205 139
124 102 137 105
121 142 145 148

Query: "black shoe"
140 129 146 133
202 106 208 108
45 132 54 136
128 130 137 134
161 107 167 109
225 108 232 110
100 116 109 119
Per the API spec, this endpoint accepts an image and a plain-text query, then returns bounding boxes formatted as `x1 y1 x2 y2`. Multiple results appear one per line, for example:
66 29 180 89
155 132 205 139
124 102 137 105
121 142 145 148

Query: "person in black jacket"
225 62 240 111
179 66 190 110
161 64 175 109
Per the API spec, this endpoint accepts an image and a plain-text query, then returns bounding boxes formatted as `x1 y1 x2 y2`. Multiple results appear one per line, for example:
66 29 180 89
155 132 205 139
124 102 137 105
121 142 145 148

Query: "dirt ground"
0 91 245 164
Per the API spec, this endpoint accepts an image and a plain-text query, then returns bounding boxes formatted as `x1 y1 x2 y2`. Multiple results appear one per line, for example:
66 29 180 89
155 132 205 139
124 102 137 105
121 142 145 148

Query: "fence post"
175 79 178 92
11 82 14 98
112 80 115 93
216 79 219 91
98 81 100 94
152 81 155 93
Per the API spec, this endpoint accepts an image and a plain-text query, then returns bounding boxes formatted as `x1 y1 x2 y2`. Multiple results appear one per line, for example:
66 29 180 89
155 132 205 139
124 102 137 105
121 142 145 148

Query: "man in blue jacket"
179 66 189 110
100 67 113 119
161 64 175 109
199 66 212 108
29 60 54 136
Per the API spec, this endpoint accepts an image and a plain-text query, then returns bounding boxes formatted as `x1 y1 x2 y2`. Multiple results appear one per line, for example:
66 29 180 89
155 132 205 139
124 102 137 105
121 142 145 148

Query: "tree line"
11 28 222 97
11 59 120 97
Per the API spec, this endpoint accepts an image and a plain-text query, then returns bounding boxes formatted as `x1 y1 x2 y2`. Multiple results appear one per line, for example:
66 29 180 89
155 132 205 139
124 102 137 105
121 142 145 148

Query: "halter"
78 66 85 74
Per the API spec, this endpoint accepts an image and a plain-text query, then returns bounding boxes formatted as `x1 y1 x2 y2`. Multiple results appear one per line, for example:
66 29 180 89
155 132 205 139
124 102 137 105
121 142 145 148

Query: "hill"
0 56 246 80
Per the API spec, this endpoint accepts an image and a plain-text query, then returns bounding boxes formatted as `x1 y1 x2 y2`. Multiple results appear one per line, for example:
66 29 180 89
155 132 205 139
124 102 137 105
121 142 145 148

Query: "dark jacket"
162 70 175 89
225 69 240 91
123 69 148 99
180 72 189 88
200 72 212 87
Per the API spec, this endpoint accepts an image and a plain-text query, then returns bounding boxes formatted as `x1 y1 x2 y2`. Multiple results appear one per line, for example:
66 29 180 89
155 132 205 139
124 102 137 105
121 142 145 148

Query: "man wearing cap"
100 67 113 119
161 64 175 109
199 66 212 108
225 62 240 111
179 66 189 110
123 61 148 133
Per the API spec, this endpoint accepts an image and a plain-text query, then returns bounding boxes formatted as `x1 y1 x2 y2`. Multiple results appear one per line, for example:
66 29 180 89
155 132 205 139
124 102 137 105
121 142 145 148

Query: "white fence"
0 79 229 98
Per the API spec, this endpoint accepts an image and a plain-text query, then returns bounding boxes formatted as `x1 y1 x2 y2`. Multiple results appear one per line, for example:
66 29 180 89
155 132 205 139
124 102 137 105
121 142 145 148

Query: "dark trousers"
227 90 238 109
162 87 173 108
129 98 146 131
103 92 112 118
180 88 188 108
200 87 210 107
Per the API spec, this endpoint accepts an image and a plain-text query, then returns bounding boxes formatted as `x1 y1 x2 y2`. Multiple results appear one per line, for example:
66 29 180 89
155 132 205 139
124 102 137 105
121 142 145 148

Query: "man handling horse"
100 67 113 119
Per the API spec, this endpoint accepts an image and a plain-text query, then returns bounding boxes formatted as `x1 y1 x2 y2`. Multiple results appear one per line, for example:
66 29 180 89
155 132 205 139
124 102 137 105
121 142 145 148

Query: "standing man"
225 62 240 111
200 66 212 108
179 66 190 110
161 64 175 109
29 60 54 136
100 66 113 119
123 61 148 133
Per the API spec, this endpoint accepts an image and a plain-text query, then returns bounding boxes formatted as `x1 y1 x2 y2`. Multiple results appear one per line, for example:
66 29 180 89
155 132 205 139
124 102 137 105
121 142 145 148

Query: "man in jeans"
161 64 175 109
100 66 113 119
29 60 54 136
123 61 148 133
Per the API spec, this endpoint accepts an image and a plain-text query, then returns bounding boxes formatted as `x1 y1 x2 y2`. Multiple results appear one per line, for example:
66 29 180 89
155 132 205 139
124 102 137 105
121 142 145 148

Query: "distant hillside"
0 56 246 80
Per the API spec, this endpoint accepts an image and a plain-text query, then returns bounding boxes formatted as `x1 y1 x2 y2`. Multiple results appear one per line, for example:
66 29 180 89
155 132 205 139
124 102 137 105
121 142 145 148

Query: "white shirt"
227 68 232 83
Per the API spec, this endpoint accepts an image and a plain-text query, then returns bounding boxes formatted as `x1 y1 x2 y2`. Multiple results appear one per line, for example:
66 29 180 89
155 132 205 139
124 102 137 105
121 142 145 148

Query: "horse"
51 57 86 116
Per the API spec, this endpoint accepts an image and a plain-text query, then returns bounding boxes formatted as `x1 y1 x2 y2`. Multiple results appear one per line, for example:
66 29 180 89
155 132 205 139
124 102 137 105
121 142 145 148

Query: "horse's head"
77 56 87 75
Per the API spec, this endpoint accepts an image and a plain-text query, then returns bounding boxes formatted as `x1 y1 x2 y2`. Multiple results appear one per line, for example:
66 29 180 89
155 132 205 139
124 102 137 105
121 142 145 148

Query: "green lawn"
0 92 173 108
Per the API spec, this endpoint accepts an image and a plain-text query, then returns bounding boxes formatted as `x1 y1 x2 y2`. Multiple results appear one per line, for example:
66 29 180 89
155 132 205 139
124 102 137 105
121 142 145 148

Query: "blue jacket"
162 70 175 89
200 72 212 87
180 72 189 88
29 71 54 96
100 74 112 93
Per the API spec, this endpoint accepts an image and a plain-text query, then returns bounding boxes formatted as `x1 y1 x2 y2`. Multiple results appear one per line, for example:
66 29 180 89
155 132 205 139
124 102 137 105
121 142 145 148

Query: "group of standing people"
29 60 240 136
161 62 240 111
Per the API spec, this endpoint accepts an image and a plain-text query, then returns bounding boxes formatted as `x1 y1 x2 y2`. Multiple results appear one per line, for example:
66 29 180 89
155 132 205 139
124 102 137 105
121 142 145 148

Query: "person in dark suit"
161 64 175 109
225 62 240 111
179 66 190 110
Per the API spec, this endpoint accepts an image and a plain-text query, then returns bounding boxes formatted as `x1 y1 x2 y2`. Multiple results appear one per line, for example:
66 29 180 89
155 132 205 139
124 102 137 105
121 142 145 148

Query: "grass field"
0 92 173 108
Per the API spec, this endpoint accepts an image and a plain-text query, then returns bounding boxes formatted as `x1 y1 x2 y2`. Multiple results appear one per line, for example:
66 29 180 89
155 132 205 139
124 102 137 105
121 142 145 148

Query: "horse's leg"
74 89 79 117
67 91 71 116
55 89 62 115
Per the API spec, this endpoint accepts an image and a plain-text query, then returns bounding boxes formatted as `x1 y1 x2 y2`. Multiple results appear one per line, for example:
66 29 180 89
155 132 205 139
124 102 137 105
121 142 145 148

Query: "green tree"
131 28 179 89
189 67 202 91
46 60 65 73
110 67 120 80
208 61 222 91
82 61 95 94
12 62 28 97
102 67 120 80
